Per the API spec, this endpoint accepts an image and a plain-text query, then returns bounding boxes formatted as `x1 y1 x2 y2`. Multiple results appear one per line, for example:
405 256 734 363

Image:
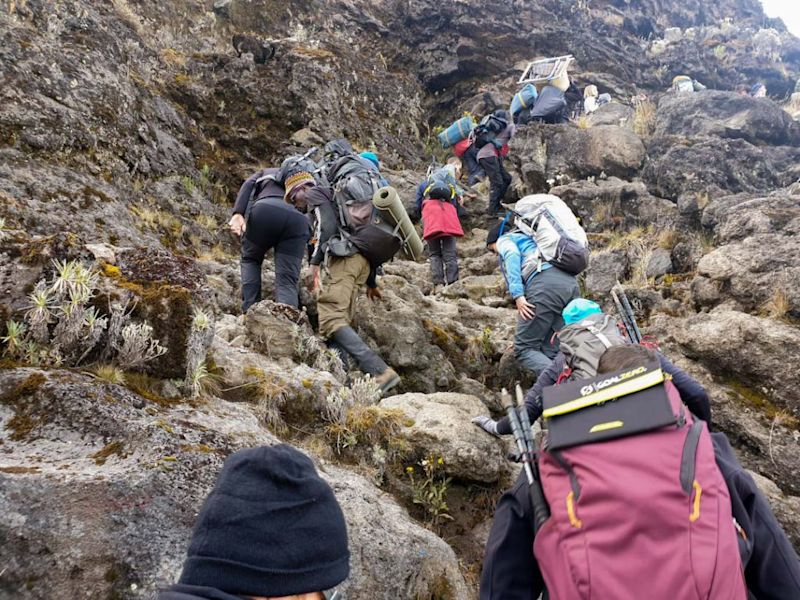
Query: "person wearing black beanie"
157 444 350 600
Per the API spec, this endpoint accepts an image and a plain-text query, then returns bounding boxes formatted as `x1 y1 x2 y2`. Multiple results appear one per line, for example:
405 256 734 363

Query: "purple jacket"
476 122 515 161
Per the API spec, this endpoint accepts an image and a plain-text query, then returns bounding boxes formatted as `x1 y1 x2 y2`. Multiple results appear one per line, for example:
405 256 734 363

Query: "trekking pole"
503 388 535 486
516 384 550 532
610 287 635 344
616 284 643 344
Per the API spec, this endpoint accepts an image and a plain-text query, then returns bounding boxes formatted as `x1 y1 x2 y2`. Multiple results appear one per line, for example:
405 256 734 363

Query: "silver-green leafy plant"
115 323 167 369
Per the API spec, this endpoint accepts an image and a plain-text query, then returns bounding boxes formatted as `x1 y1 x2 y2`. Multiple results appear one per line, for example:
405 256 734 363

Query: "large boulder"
244 299 316 362
379 392 508 483
551 178 677 233
511 124 646 191
643 136 800 201
671 310 800 418
654 91 800 147
0 368 469 599
586 102 635 129
693 191 800 317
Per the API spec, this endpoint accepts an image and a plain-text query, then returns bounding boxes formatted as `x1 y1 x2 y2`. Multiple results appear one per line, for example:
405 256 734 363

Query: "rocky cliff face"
1 1 800 599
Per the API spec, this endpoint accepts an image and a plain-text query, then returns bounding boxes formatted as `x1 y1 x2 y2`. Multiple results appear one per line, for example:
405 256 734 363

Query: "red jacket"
422 198 464 240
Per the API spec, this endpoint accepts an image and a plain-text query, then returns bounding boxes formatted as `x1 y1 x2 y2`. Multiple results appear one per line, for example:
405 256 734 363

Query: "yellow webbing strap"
689 481 702 522
566 491 582 529
543 368 665 418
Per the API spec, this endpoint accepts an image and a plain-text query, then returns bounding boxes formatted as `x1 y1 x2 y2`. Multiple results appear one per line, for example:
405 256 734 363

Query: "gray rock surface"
671 310 800 418
654 91 800 147
380 392 508 483
0 368 468 599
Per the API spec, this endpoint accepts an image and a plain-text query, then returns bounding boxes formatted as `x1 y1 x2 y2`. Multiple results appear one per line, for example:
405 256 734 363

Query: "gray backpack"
327 154 384 230
557 313 627 380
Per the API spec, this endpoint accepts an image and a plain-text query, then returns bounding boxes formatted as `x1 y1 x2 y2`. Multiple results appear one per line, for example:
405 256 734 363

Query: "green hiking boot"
374 367 401 395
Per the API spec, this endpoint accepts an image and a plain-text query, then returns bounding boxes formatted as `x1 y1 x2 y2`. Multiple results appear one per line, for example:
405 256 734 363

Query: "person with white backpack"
486 194 589 377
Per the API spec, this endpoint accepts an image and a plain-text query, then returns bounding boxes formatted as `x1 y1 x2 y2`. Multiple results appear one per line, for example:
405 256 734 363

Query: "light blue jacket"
496 232 551 299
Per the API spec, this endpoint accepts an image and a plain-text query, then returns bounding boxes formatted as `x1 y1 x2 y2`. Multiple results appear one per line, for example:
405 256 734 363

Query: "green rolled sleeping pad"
372 186 425 262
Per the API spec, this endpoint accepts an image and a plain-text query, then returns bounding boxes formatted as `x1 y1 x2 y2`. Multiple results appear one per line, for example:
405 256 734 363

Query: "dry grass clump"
657 228 680 250
632 98 656 138
762 288 791 321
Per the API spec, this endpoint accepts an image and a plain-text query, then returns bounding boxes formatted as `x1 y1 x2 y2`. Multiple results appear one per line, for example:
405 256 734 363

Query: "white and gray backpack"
513 194 589 275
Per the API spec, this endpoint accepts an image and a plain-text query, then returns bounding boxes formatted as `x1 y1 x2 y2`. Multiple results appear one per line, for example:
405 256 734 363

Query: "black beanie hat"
178 444 350 596
486 221 505 247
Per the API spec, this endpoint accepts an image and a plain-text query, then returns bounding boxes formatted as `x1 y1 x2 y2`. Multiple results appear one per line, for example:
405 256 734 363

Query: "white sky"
761 0 800 36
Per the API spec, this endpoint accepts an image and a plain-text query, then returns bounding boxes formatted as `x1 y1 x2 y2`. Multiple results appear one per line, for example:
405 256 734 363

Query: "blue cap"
562 298 602 325
359 151 380 169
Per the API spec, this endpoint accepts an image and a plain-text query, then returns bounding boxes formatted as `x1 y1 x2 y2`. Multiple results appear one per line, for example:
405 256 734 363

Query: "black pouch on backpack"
542 360 677 450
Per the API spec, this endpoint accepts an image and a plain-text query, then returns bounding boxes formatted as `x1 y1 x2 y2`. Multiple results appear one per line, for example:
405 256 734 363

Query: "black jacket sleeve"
658 353 712 426
307 188 340 266
496 354 565 435
480 471 545 600
711 433 800 599
232 171 262 216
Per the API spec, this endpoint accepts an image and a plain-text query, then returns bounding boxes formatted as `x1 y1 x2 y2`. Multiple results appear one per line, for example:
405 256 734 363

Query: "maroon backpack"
535 361 747 600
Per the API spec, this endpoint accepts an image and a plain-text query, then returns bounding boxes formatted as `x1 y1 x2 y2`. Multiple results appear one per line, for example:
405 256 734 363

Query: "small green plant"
191 308 211 331
406 455 453 529
181 175 196 195
187 362 220 398
1 320 26 358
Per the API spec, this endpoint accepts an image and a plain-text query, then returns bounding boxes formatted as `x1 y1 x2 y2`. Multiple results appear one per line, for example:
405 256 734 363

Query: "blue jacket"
496 232 551 299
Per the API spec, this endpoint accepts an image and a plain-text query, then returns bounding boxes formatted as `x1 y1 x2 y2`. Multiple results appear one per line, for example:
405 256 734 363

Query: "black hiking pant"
240 199 310 312
479 156 512 215
479 434 800 600
427 236 459 285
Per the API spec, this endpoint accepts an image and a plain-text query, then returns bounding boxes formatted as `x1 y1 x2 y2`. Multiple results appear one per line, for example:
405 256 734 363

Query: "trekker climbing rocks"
472 299 712 437
477 342 800 599
420 160 465 290
484 196 583 378
230 167 311 312
157 444 349 600
474 109 515 217
292 175 402 395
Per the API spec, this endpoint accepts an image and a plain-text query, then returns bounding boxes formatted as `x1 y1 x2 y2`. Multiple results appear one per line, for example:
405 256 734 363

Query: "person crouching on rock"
157 444 350 600
288 179 401 396
229 168 311 313
420 160 465 292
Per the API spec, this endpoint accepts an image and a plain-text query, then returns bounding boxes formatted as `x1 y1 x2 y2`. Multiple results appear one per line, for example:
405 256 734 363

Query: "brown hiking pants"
318 253 371 338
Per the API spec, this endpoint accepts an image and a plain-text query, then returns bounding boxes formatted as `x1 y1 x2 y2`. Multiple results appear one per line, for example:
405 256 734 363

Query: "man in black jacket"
157 445 349 600
229 168 311 312
478 345 800 600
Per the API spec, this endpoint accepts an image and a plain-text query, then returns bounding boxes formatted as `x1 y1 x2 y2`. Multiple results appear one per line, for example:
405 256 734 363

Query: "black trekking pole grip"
503 388 535 486
515 385 551 532
618 287 643 344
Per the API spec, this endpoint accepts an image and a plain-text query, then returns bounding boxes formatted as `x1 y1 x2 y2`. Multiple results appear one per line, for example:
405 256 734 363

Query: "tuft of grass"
632 98 656 138
161 48 187 67
762 288 791 321
657 228 680 250
93 364 126 385
576 114 590 129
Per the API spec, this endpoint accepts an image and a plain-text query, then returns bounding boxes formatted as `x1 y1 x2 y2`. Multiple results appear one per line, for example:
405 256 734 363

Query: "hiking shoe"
374 367 401 395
